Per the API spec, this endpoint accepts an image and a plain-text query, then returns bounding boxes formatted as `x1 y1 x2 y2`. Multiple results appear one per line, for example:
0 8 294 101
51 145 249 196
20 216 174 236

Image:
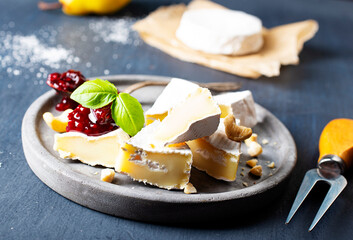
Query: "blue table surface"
1 0 353 239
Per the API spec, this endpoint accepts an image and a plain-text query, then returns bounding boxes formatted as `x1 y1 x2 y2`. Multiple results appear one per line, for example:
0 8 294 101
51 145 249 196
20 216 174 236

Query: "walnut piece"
250 165 262 177
224 114 252 142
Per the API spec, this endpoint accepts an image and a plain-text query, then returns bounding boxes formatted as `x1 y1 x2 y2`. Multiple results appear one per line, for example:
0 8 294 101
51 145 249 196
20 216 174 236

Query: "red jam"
46 70 86 111
66 104 118 136
55 95 79 111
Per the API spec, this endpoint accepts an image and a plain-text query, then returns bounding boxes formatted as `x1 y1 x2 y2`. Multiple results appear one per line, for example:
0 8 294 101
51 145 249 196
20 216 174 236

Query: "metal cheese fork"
286 118 353 231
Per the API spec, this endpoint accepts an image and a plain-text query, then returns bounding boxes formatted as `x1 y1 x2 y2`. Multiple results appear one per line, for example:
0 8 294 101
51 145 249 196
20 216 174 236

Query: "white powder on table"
1 17 141 81
88 17 141 46
0 33 79 78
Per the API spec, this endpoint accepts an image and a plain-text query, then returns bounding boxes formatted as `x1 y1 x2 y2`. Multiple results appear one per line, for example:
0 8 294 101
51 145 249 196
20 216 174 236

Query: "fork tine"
308 175 347 231
286 169 320 224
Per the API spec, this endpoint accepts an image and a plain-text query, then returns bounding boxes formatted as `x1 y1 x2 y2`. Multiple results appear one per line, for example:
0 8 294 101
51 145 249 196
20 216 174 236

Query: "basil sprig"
71 79 144 136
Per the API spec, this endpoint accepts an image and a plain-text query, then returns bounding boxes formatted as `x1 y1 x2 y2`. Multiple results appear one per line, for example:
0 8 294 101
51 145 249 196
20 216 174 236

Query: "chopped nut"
247 141 263 157
241 167 245 171
246 133 258 144
224 114 252 142
246 159 258 168
244 133 263 157
262 139 269 145
267 162 275 168
184 183 197 194
250 165 262 177
240 172 245 176
242 182 248 187
100 169 115 183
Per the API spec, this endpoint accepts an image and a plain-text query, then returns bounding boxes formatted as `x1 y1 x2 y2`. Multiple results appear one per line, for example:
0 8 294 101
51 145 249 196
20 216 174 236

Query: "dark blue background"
1 0 352 239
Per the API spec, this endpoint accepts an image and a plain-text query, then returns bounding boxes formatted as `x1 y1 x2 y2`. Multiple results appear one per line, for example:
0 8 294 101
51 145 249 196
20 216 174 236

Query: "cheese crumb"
262 139 269 145
250 165 262 177
100 169 115 183
267 162 275 168
246 159 258 168
184 183 197 194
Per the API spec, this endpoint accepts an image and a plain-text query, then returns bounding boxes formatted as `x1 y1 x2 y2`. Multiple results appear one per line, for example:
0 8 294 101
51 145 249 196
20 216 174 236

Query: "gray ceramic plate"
22 75 297 224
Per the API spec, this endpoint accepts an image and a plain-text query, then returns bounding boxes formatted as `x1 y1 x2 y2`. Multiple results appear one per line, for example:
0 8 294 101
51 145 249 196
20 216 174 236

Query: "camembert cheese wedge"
54 128 130 168
187 119 241 181
214 90 257 128
116 121 193 190
145 78 199 125
152 87 221 145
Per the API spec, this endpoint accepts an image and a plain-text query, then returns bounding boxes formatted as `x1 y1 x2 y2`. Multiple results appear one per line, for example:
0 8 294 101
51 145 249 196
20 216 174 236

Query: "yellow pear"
59 0 131 15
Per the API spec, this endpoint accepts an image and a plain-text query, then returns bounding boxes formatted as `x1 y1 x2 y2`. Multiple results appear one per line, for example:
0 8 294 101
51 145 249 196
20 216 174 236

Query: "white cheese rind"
145 78 199 116
214 90 257 128
204 119 241 156
176 9 263 55
127 121 191 155
152 87 221 145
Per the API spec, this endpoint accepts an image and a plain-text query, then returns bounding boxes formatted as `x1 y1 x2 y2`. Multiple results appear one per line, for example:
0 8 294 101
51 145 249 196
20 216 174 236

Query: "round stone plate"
22 75 297 224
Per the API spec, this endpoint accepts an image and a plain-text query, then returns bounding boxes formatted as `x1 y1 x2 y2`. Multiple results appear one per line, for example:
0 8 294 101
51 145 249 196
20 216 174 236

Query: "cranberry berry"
66 104 118 136
47 69 86 93
46 70 86 111
55 95 79 112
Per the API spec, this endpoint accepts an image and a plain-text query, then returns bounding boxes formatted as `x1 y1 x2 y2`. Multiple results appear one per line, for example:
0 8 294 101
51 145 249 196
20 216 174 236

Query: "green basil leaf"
112 93 145 136
71 79 118 109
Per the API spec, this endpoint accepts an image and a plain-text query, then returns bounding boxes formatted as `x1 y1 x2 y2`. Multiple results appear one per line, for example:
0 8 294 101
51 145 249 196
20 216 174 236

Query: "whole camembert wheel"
176 8 264 56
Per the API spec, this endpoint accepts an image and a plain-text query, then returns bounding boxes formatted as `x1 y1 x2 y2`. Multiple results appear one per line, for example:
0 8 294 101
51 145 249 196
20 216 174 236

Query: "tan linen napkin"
133 0 318 79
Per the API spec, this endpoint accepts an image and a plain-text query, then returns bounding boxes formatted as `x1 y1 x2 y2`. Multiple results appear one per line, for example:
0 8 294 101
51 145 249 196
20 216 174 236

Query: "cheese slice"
54 129 130 168
187 119 241 181
116 121 193 190
152 87 221 146
214 90 257 128
176 9 263 55
145 78 199 125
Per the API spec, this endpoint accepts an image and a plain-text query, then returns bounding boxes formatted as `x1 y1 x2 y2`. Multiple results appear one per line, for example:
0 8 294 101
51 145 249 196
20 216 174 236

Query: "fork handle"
318 118 353 169
123 81 241 94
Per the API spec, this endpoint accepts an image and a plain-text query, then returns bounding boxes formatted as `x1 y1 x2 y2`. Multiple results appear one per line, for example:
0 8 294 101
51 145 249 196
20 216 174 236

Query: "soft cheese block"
54 129 130 168
145 78 199 125
214 90 257 128
152 87 221 145
176 9 263 55
187 119 241 181
116 121 193 190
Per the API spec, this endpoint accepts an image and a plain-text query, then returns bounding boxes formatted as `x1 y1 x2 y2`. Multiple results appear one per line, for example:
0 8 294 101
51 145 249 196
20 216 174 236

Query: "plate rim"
22 74 297 204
